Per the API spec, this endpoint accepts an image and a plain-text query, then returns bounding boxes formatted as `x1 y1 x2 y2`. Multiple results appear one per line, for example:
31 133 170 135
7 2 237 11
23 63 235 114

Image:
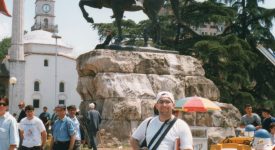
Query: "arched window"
44 59 48 66
44 18 48 28
33 99 40 108
59 82 64 92
34 81 40 91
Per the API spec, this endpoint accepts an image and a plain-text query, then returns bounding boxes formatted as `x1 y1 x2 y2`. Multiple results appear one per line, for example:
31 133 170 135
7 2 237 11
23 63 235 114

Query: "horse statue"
79 0 179 46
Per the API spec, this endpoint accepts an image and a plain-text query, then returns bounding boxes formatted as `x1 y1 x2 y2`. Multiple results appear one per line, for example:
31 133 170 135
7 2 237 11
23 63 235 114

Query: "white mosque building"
23 30 81 114
4 0 81 115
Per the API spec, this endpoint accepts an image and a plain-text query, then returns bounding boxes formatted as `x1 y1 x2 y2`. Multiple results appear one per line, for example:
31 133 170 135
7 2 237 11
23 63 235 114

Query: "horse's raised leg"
170 0 180 45
147 12 161 45
143 28 149 47
79 0 94 23
112 8 124 44
143 0 164 46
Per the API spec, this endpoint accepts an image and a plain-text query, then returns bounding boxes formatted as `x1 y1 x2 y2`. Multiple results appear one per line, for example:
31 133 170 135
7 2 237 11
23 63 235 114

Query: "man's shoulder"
252 113 260 118
4 112 17 122
241 114 248 118
65 116 74 123
174 118 188 126
34 116 44 122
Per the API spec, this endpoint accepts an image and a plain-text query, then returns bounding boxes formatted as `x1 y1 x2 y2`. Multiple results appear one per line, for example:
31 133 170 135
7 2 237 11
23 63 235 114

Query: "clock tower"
31 0 57 33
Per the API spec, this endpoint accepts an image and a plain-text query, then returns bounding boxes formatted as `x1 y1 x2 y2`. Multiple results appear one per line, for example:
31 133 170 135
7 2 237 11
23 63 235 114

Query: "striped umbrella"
175 96 221 112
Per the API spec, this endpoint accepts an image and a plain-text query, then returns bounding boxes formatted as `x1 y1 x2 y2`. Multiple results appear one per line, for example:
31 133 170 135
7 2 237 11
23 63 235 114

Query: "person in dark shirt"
17 100 26 149
39 106 51 134
17 101 26 123
87 103 101 150
262 108 275 132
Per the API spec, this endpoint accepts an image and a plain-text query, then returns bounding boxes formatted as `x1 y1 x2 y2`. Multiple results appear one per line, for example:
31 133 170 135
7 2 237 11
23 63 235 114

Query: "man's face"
18 102 24 109
68 109 76 117
0 101 7 116
26 110 34 119
262 112 269 118
156 97 174 116
55 107 66 118
43 108 47 112
245 106 253 114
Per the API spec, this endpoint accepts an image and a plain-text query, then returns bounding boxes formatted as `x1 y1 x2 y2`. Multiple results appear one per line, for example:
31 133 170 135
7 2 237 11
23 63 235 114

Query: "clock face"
42 4 51 13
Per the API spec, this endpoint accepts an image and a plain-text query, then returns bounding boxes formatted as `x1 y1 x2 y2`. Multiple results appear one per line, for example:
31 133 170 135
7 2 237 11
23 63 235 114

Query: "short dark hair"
25 105 34 111
43 106 48 109
0 97 9 106
244 104 252 109
67 105 77 110
262 108 271 114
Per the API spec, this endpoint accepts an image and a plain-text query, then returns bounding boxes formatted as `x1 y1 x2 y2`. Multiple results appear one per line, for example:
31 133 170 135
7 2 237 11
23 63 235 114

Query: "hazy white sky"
0 0 275 56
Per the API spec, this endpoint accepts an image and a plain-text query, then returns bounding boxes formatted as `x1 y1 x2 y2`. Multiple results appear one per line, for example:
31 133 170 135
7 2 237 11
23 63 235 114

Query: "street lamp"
9 77 17 112
52 33 61 106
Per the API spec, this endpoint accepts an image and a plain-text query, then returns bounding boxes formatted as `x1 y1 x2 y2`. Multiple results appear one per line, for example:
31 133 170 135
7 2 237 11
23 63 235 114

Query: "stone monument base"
76 49 240 144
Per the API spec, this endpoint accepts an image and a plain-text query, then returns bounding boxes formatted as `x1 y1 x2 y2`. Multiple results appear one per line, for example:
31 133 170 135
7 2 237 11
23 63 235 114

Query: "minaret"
8 0 25 114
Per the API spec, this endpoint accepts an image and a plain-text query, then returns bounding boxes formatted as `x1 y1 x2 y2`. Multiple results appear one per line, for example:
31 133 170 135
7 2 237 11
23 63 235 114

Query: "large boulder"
76 49 240 143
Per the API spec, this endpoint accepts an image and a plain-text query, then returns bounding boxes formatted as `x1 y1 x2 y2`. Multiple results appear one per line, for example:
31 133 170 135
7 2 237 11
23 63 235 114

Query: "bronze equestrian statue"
79 0 179 46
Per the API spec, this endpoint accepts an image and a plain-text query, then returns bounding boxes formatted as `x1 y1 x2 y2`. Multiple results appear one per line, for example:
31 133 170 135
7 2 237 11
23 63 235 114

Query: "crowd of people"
0 91 194 150
0 97 101 150
239 104 275 144
3 91 275 150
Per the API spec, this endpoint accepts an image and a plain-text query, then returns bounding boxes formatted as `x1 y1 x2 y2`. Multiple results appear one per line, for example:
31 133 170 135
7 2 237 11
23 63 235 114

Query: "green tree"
92 0 275 113
216 0 275 47
216 0 275 110
0 38 11 60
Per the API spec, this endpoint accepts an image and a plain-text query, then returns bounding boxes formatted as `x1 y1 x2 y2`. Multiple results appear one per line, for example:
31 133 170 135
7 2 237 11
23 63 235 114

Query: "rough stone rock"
185 76 220 100
77 50 205 76
76 49 240 143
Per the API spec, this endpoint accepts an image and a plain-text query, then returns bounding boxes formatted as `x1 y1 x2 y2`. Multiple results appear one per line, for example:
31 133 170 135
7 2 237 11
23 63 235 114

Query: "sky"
0 0 275 57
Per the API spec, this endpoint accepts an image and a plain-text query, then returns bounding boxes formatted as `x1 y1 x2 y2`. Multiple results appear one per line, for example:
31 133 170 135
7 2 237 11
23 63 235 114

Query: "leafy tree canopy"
0 38 11 60
89 0 275 114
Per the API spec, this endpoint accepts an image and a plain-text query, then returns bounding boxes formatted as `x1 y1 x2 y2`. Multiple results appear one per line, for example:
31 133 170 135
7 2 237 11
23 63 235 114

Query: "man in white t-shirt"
19 105 47 150
130 91 193 150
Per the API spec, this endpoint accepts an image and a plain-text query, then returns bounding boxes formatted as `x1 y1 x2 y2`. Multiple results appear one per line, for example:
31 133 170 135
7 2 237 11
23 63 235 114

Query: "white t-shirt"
19 116 46 147
132 116 193 150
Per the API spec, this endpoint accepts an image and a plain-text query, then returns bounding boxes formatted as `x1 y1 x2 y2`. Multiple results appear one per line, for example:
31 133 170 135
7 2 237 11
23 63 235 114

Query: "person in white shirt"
130 91 193 150
19 105 47 150
67 105 82 150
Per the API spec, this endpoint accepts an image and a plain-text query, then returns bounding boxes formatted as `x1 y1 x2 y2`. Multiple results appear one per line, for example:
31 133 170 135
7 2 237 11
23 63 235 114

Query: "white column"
8 0 25 114
9 0 24 60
